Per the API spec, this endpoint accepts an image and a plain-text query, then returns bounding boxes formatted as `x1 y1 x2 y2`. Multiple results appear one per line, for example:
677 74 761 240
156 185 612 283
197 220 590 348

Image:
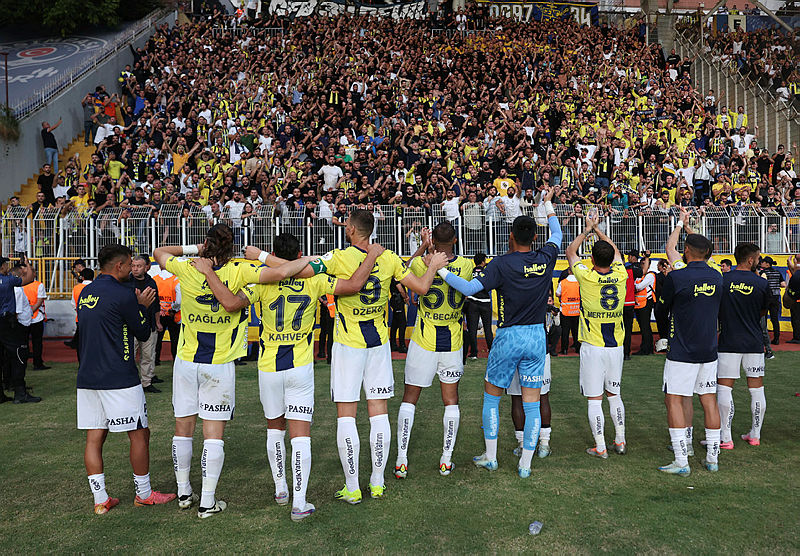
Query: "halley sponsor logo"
693 284 716 297
78 294 99 310
729 282 754 295
523 263 548 277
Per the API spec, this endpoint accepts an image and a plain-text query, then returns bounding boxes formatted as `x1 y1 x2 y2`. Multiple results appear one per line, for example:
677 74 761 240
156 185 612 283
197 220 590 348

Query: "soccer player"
254 209 448 503
438 188 562 477
717 242 771 448
394 221 475 479
153 224 312 518
659 211 723 475
565 213 628 458
194 234 384 521
76 244 176 514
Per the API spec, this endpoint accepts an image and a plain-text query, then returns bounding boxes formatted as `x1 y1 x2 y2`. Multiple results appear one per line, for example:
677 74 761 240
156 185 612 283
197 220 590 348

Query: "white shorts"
579 344 624 398
404 340 463 388
77 385 148 432
717 352 765 379
663 359 718 396
259 363 315 422
330 342 393 402
172 358 236 420
507 354 551 396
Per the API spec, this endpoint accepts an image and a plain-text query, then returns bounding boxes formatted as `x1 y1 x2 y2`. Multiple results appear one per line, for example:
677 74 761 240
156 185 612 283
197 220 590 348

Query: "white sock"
88 473 108 504
291 436 311 510
266 429 288 495
607 395 626 444
337 417 360 491
441 405 460 464
396 402 416 465
717 385 734 443
705 428 720 463
369 414 390 488
539 426 551 446
514 430 524 446
172 435 193 497
669 427 689 467
749 386 766 439
587 399 606 452
133 473 152 501
685 426 694 451
200 439 225 508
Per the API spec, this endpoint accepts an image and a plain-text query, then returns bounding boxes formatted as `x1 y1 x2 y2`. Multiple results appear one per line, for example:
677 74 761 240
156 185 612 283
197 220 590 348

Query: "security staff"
556 267 580 354
154 269 181 366
317 293 335 363
463 253 493 361
129 255 161 393
633 256 656 355
0 256 37 403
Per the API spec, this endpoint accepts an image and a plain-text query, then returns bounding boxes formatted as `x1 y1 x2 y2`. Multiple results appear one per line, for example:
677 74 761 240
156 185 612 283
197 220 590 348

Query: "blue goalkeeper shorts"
485 324 546 390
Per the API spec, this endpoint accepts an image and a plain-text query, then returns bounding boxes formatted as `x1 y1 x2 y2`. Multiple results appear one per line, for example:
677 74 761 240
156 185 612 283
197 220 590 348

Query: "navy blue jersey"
718 269 771 353
787 272 800 301
477 242 558 328
76 274 152 390
661 261 722 363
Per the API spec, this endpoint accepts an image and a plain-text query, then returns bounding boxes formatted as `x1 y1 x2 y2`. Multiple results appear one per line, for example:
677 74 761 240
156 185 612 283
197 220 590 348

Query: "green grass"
1 352 799 553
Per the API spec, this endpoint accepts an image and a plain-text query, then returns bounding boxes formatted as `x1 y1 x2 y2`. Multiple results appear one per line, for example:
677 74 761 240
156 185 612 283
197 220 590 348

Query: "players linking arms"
153 244 314 284
192 242 387 312
564 212 622 267
436 187 563 295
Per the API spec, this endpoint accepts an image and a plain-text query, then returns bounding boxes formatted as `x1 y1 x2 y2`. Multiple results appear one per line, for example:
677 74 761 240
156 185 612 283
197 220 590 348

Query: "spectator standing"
23 271 49 370
37 164 56 206
758 257 785 345
462 253 493 361
41 119 62 174
130 255 161 392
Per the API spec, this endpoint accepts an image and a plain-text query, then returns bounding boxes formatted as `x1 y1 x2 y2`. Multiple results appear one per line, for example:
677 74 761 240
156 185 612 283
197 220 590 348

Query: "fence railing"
4 203 799 298
9 9 169 119
674 28 800 154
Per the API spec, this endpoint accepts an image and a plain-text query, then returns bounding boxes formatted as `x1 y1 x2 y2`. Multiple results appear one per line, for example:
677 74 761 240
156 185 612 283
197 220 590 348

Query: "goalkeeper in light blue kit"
438 188 562 477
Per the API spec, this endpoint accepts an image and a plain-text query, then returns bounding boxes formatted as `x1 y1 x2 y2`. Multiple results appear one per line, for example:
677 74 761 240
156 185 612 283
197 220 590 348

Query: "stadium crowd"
24 10 799 241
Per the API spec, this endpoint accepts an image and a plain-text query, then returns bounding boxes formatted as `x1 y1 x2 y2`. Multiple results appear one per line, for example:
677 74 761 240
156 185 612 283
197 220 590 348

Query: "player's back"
719 269 770 354
318 246 410 348
253 273 338 372
410 255 474 352
476 244 558 327
572 260 627 347
663 260 722 363
165 256 258 364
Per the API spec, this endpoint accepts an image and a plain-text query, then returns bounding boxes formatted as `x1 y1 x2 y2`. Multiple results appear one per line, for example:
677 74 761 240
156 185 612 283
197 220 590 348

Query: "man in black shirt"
41 119 62 174
758 257 785 345
129 255 161 393
37 164 56 206
717 243 771 449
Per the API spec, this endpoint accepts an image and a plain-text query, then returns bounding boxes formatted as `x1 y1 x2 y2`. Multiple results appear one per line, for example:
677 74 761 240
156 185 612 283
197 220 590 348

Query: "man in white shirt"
441 189 461 222
228 133 249 164
318 156 344 192
502 186 522 222
731 127 757 156
224 191 246 227
12 261 41 403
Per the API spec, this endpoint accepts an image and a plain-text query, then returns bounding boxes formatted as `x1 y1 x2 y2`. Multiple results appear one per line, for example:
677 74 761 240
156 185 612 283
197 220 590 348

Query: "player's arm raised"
665 207 691 266
566 213 597 267
333 243 385 295
243 245 317 278
541 186 563 247
400 251 449 295
154 244 204 270
590 215 623 263
192 257 250 312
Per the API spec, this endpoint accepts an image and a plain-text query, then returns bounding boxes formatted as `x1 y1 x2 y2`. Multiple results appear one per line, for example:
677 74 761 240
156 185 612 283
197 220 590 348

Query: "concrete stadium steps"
14 135 97 206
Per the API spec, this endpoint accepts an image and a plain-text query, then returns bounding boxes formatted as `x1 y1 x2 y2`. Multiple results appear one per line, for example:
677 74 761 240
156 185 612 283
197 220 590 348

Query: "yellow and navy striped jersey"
314 246 410 348
409 255 474 352
165 256 259 364
571 260 628 348
250 274 338 372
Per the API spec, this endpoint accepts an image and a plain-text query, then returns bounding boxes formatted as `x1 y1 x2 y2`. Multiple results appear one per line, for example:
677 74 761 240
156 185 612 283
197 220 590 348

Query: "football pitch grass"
1 352 799 553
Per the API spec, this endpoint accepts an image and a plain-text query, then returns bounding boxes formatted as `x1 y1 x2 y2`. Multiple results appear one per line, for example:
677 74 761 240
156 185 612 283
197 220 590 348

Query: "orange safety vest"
23 280 44 319
154 273 181 323
634 272 656 309
325 294 336 318
559 278 581 317
72 282 89 322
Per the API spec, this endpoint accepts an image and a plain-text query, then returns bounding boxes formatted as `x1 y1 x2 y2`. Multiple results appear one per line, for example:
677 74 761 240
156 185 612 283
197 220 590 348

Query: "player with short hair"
394 221 475 479
264 209 448 503
717 242 771 448
153 224 312 518
439 188 562 477
194 233 384 521
76 244 176 514
566 213 628 459
659 210 723 476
